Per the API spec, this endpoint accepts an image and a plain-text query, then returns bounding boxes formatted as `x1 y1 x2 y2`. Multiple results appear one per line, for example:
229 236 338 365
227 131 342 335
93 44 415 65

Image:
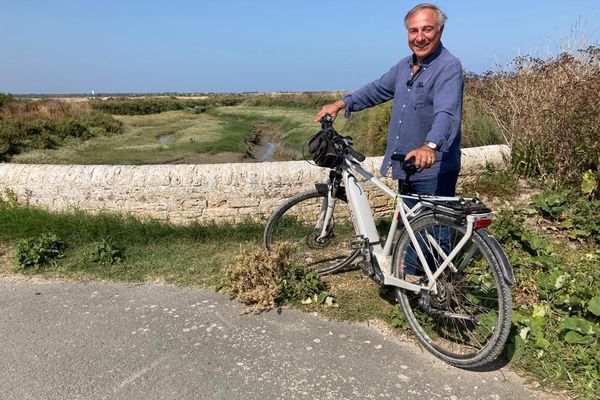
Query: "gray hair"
404 3 447 30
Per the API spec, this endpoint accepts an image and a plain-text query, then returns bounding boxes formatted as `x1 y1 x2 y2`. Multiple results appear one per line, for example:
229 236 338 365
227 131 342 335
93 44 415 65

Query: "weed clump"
15 232 65 269
87 237 125 265
221 244 330 313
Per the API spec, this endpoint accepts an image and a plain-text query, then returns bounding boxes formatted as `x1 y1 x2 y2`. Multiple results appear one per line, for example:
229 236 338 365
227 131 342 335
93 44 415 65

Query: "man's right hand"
314 100 346 122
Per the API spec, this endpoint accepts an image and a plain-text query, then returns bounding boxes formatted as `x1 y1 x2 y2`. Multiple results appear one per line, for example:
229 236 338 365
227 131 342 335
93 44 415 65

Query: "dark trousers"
399 170 459 276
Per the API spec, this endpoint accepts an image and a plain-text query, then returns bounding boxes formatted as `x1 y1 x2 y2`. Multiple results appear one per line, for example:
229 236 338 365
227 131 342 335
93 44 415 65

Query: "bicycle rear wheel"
263 190 360 275
393 212 512 368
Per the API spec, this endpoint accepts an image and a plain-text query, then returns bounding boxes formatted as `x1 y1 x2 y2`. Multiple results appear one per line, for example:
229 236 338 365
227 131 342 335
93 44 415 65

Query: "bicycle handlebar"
319 114 366 162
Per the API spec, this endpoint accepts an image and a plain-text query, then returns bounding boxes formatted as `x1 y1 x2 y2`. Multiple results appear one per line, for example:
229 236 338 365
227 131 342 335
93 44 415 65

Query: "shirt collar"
409 43 444 67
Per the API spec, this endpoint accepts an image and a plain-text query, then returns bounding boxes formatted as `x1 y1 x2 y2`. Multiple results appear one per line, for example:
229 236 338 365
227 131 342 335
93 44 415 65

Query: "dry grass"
0 99 89 120
472 46 600 193
220 244 296 313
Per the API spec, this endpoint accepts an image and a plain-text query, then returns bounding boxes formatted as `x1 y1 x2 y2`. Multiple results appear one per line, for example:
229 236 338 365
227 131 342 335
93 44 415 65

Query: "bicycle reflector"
473 215 493 229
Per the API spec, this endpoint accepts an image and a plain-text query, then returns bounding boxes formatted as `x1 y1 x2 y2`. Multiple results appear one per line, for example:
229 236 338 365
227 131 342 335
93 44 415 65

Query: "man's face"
407 8 443 63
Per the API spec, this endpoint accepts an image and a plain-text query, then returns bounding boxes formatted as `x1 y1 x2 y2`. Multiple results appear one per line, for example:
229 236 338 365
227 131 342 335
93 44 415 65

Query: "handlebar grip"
403 157 417 176
390 154 417 175
347 146 366 162
320 114 334 130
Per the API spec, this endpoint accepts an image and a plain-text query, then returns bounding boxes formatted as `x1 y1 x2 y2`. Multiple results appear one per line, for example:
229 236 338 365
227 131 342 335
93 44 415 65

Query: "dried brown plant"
473 46 600 192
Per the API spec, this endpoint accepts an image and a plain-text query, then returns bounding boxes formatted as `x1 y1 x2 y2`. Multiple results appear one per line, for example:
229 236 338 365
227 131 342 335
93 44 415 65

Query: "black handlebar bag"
307 129 343 168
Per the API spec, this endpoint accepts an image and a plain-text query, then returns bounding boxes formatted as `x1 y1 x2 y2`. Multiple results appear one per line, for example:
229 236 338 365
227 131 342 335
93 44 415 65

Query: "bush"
0 93 14 109
220 244 331 313
87 237 125 265
475 46 600 195
15 232 66 269
0 101 123 160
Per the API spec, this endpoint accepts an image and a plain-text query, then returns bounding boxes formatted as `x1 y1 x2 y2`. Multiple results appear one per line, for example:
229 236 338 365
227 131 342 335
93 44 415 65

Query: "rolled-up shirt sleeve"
343 63 400 118
426 60 463 152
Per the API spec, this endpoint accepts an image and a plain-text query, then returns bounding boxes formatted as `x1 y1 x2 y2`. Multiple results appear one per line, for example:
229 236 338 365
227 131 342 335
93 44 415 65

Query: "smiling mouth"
414 42 430 50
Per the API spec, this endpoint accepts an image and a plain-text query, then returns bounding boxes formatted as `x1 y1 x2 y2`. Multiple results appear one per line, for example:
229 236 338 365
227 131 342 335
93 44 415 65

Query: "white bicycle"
263 116 515 368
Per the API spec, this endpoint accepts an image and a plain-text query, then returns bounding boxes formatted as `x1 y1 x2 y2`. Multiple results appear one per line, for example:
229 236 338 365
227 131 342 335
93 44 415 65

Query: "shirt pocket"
412 82 428 109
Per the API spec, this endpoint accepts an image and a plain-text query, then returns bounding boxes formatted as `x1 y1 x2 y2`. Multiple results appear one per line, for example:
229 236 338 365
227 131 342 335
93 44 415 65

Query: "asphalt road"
0 277 553 400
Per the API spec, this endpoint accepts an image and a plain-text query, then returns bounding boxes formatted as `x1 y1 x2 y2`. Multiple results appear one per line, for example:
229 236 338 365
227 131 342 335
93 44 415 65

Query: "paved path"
0 277 552 400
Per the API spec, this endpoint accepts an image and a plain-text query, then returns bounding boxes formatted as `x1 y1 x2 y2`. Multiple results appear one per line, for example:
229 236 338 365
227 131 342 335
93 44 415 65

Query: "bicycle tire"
264 190 360 275
393 212 512 368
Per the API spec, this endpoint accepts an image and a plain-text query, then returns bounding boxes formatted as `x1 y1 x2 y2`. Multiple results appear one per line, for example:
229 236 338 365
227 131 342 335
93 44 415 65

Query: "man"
315 3 463 197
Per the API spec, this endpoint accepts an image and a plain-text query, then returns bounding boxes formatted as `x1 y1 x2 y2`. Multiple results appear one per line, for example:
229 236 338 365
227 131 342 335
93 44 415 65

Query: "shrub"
0 101 122 159
0 93 14 109
475 46 600 195
87 237 125 265
15 232 66 269
277 265 327 303
220 244 330 313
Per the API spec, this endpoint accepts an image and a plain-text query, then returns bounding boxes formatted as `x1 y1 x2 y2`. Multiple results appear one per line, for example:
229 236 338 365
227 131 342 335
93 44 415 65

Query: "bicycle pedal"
359 259 374 277
350 235 368 250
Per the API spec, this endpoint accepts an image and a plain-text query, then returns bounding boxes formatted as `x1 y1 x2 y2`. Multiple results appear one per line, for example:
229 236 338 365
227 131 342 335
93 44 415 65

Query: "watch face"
426 142 437 150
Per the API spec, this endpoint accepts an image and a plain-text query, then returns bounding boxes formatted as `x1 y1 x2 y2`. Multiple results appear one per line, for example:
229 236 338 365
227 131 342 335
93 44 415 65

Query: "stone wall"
0 145 509 224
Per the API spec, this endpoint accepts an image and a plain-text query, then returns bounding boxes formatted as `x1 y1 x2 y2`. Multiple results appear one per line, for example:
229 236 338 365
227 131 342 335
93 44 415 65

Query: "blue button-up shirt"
342 44 463 180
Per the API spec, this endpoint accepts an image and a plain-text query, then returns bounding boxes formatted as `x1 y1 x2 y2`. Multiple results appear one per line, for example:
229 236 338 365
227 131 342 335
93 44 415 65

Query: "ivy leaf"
568 229 591 240
561 317 597 335
581 169 597 196
564 331 593 345
558 220 574 230
507 335 526 362
588 296 600 316
535 335 550 349
533 304 547 318
519 326 531 341
554 274 569 289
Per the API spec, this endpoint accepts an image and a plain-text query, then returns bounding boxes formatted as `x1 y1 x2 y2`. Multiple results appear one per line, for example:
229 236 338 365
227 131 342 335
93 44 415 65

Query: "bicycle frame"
320 156 490 295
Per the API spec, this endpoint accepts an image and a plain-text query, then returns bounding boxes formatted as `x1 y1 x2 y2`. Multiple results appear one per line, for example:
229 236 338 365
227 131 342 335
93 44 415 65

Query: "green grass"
9 106 326 165
0 203 262 286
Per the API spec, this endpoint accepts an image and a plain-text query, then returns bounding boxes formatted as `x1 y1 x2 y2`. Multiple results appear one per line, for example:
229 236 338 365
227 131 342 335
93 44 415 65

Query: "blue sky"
1 0 599 94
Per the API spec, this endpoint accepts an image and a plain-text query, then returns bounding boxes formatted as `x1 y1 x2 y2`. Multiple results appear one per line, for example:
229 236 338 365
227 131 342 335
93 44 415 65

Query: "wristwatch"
424 141 438 151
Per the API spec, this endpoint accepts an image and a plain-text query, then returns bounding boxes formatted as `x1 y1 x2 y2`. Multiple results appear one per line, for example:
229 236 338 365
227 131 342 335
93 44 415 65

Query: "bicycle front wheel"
263 190 360 275
393 212 512 368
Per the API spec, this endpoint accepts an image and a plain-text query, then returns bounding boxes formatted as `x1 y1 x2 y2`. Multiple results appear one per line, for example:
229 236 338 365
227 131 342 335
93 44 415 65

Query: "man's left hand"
405 145 436 169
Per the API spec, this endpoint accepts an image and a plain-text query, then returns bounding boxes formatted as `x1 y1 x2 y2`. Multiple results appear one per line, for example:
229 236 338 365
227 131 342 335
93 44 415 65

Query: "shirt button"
402 105 406 108
396 136 399 139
